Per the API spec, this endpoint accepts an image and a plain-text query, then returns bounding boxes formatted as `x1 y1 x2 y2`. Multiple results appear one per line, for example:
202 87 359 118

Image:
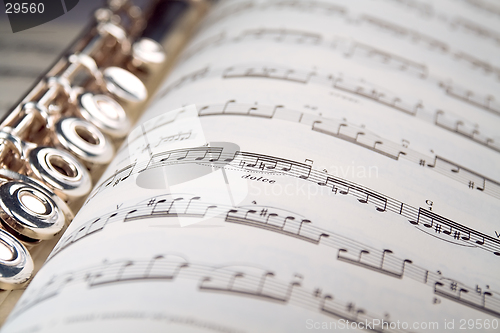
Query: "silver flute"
0 0 209 290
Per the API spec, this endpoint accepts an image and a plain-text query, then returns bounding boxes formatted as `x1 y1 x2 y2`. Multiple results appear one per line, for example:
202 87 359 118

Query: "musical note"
319 176 388 212
154 131 192 147
223 65 317 84
337 249 412 279
451 17 500 47
434 280 500 318
200 269 302 303
461 0 500 19
89 256 189 286
362 15 447 50
439 81 500 117
225 208 329 244
237 28 322 44
454 52 500 78
343 41 428 78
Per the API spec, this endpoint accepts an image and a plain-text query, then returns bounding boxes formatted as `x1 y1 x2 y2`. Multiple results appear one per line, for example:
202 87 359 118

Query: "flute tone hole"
49 155 78 178
75 125 100 146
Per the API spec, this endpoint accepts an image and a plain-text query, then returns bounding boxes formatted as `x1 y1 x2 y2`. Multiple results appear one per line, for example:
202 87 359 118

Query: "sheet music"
3 0 500 332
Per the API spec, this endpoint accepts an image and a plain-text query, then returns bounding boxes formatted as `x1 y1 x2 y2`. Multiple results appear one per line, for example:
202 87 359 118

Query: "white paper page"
3 0 500 332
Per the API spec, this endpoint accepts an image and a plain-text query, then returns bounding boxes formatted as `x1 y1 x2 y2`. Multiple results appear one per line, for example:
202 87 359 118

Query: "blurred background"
0 0 111 118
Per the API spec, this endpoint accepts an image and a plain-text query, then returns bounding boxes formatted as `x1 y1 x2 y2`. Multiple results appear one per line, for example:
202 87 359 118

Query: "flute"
0 0 210 290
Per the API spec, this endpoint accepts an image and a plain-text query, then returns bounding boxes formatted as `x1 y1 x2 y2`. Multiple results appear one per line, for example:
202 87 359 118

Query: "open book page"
3 0 500 331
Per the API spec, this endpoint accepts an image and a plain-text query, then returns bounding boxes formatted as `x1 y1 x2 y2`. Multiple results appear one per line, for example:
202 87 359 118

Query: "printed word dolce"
241 174 276 183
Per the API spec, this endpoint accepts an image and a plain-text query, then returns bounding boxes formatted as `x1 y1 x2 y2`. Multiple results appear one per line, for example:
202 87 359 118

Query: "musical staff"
434 280 499 318
82 147 500 257
377 0 434 17
46 195 500 318
208 0 500 51
360 15 500 79
337 249 413 279
203 0 347 29
180 28 428 78
451 17 500 46
378 0 500 48
459 0 500 19
158 65 500 153
361 15 447 52
454 52 500 79
11 253 496 328
439 81 500 117
201 1 500 78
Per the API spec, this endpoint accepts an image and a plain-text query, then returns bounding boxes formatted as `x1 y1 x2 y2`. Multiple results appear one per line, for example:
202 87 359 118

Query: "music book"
1 0 500 331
